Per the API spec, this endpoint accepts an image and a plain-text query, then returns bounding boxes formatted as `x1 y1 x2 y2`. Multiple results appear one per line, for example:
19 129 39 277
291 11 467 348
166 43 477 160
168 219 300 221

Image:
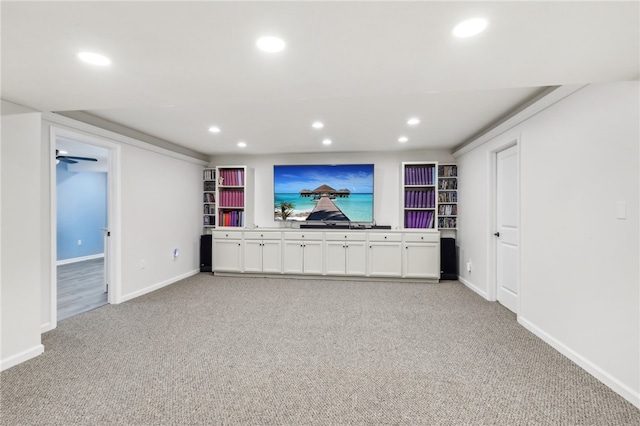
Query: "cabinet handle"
384 236 387 239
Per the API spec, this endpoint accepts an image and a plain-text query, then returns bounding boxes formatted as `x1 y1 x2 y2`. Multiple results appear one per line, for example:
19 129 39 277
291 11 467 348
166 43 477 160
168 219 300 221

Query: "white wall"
455 82 640 407
210 149 455 229
119 144 203 301
1 112 45 370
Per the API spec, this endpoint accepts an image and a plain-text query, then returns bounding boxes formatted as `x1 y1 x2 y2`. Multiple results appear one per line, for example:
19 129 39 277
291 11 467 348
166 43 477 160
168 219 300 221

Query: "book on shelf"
404 165 436 186
438 165 457 177
404 210 435 229
203 169 215 181
219 188 244 207
218 210 244 227
218 168 244 186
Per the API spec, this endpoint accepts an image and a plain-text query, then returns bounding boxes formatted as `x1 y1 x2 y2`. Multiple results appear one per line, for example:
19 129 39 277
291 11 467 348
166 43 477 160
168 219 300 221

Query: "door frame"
487 135 520 307
49 126 121 329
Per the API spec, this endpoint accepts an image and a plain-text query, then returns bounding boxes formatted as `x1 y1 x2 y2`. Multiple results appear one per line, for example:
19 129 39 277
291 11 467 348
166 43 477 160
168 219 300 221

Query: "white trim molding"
453 85 586 158
458 276 490 300
519 316 640 409
0 344 45 372
118 269 200 304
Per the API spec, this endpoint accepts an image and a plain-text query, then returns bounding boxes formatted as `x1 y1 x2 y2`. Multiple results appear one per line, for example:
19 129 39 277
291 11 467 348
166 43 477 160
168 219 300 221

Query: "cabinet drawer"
213 231 243 239
403 232 439 243
325 232 366 241
244 231 281 240
368 233 402 242
283 232 323 241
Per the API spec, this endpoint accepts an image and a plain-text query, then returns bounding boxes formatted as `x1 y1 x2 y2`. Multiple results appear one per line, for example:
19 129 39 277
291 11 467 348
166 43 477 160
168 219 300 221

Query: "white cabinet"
325 233 366 276
243 231 282 273
212 231 243 272
403 233 440 279
282 232 323 275
211 229 440 281
367 233 403 277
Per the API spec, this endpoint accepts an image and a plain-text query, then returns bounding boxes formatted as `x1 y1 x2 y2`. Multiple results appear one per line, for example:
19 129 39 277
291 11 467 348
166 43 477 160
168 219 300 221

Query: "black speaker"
440 238 457 280
200 234 213 272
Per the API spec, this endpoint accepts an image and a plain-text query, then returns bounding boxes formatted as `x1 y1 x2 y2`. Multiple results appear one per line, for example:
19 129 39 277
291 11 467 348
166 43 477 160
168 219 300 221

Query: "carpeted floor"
1 274 638 425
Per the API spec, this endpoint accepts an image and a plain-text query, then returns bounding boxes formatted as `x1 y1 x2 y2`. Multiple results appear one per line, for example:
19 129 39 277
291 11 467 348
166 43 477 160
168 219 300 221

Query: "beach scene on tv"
274 164 374 222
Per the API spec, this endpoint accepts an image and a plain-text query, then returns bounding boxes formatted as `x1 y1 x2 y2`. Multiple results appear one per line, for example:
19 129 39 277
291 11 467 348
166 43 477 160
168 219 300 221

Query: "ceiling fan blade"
59 158 78 164
59 155 98 162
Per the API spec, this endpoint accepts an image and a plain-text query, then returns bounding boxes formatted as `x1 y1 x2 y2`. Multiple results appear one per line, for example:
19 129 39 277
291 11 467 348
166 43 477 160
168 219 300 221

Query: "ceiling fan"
56 149 98 164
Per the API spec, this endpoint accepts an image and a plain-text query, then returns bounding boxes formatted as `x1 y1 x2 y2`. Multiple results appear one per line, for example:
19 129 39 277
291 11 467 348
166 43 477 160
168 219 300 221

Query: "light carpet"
1 274 638 425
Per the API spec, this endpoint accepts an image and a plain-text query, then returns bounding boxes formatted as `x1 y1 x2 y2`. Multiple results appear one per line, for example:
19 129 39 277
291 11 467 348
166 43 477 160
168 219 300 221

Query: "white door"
496 145 519 313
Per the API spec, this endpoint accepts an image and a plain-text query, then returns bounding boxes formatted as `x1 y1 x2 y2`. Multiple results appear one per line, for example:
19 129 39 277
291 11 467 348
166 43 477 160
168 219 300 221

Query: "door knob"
494 232 500 237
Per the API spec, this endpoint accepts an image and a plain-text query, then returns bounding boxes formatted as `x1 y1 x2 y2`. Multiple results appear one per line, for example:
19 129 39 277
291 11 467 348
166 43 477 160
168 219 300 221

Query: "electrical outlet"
77 240 82 246
140 260 146 269
466 261 472 273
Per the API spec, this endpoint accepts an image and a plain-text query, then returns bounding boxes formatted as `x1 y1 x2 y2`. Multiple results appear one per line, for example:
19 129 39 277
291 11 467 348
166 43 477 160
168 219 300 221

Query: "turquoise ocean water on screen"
274 193 373 222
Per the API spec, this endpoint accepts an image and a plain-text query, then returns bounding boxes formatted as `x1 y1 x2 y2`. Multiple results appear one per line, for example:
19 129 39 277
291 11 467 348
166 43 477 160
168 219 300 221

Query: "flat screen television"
274 164 374 223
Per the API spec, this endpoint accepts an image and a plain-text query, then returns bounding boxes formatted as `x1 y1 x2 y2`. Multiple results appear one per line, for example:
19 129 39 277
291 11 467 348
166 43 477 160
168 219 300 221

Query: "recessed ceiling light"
237 141 247 148
256 36 285 52
407 117 420 126
322 139 332 145
398 137 408 143
76 51 111 66
312 121 324 129
208 126 221 133
452 18 488 38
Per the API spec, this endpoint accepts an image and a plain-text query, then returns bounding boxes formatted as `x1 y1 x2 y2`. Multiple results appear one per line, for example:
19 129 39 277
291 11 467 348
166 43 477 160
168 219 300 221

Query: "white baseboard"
518 316 640 409
458 276 490 300
0 344 44 372
57 253 104 266
119 269 200 304
41 322 55 333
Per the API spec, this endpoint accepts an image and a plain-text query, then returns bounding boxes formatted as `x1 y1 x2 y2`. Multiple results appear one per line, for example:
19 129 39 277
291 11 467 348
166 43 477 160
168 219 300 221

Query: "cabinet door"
325 241 346 275
302 241 324 275
283 240 304 274
403 242 439 278
262 240 282 273
345 241 367 276
368 242 402 277
243 240 262 273
213 239 242 272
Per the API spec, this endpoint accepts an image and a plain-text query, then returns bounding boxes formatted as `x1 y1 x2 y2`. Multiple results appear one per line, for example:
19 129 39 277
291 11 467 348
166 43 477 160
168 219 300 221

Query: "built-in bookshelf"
203 168 216 233
437 164 457 230
402 162 437 229
216 166 254 228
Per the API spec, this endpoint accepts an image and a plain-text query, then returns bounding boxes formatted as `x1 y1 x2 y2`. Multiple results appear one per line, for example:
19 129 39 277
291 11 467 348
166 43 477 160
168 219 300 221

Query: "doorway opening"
50 127 120 327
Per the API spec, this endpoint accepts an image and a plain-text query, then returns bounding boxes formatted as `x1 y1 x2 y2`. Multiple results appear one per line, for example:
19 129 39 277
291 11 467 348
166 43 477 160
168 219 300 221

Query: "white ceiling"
2 1 638 157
